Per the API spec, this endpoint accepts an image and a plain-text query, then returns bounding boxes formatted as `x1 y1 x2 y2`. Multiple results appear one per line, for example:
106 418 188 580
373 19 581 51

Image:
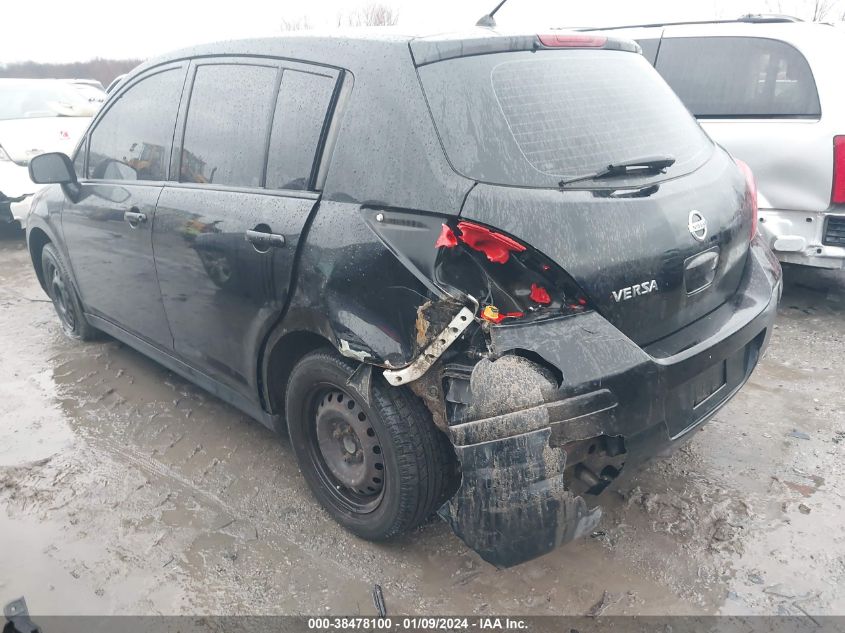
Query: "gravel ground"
0 223 843 616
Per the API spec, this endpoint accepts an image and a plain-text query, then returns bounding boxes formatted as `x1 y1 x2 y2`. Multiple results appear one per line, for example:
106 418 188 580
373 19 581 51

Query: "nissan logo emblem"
688 211 707 242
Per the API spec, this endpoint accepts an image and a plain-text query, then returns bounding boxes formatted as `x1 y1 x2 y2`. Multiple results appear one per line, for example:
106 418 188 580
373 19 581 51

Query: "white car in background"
65 79 108 105
0 79 95 229
591 16 845 269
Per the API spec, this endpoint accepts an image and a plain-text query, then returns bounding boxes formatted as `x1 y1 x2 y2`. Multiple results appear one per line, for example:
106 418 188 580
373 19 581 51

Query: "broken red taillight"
432 219 591 324
735 158 758 240
435 224 458 248
537 34 608 48
529 283 551 305
833 136 845 205
455 221 526 264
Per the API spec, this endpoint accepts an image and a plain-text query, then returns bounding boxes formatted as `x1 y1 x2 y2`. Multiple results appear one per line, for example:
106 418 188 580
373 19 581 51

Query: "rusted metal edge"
383 300 477 387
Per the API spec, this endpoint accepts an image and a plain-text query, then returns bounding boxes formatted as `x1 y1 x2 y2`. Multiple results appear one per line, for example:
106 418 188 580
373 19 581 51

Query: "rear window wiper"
558 156 676 188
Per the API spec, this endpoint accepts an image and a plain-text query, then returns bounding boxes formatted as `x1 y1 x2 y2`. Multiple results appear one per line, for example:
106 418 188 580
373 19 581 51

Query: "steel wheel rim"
46 260 75 331
306 385 385 514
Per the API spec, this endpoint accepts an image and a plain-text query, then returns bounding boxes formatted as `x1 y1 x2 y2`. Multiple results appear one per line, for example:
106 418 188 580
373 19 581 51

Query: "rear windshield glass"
418 49 712 188
654 37 821 118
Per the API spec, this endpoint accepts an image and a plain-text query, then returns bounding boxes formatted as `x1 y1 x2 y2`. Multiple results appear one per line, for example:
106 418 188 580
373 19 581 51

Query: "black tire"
285 349 457 541
41 243 99 341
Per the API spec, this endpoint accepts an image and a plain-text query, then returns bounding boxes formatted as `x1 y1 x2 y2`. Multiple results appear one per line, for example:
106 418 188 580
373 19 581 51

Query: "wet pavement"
1 223 843 616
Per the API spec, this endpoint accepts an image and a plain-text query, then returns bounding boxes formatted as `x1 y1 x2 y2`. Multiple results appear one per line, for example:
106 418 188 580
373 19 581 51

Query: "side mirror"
29 152 77 185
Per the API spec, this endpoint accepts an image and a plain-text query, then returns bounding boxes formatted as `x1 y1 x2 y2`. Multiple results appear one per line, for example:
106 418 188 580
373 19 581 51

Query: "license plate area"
692 361 726 408
665 343 753 439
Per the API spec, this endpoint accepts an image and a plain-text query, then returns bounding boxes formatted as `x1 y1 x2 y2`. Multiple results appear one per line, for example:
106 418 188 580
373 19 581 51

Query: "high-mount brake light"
537 34 608 48
735 159 758 240
833 136 845 205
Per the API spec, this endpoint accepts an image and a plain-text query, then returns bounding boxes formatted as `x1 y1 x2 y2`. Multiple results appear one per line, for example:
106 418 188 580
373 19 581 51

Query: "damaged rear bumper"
440 238 782 567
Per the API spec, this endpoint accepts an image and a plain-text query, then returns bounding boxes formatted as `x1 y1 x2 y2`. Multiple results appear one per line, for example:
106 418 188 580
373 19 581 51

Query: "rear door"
62 64 186 347
153 58 340 398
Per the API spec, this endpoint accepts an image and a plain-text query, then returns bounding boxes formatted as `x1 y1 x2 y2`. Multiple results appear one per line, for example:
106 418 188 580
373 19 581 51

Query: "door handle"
124 208 147 227
245 229 285 250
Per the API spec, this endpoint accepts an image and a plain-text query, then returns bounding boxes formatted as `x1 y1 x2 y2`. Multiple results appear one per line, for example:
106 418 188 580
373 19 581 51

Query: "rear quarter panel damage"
282 201 459 369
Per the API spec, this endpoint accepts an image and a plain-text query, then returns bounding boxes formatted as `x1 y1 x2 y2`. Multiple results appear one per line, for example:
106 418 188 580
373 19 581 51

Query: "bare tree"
280 16 312 32
337 3 399 27
753 0 844 20
809 0 838 19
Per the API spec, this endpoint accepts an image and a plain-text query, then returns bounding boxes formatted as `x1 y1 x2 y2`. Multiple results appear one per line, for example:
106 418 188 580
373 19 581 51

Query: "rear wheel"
285 350 457 540
41 243 98 341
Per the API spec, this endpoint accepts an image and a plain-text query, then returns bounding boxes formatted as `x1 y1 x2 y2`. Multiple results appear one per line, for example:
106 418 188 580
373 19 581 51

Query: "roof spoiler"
410 32 640 66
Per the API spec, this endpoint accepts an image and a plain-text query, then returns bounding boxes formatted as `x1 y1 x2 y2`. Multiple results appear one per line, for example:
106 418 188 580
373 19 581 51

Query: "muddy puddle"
1 226 843 615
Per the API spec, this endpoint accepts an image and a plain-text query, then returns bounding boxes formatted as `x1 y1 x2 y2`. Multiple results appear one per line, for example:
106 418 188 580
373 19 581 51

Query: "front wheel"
285 350 457 540
41 243 99 341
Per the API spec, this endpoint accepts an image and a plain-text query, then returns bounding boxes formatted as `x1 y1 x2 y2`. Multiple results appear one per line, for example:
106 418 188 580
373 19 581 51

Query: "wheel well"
28 227 51 291
265 331 334 415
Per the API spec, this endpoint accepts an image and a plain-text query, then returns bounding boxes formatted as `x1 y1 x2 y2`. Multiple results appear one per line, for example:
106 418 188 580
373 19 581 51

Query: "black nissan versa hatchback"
26 29 782 567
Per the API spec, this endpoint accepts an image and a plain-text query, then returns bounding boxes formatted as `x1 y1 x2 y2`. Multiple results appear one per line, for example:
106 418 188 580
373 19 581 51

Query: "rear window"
181 63 278 188
266 69 336 191
419 49 712 188
654 37 821 118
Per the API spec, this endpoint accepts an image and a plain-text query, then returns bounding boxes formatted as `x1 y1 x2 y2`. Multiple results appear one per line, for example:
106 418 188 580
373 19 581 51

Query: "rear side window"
266 69 336 191
181 64 278 187
88 68 183 181
419 50 712 188
655 37 821 118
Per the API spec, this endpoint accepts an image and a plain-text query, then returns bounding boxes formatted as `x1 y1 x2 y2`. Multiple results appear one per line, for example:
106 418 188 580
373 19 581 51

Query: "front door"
152 59 340 398
62 64 187 347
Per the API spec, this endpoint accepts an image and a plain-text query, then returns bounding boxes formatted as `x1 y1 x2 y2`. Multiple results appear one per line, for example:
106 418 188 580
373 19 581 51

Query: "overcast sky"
1 0 841 63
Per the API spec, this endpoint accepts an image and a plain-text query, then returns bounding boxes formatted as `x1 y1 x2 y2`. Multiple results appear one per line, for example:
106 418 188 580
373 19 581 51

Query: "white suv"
594 16 845 269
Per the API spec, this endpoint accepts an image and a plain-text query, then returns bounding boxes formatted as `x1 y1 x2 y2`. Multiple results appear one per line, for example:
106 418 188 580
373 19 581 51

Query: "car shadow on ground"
780 263 845 315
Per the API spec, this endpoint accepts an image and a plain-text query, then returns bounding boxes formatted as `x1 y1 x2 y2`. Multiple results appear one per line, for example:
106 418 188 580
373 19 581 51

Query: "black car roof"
115 28 640 219
130 27 639 76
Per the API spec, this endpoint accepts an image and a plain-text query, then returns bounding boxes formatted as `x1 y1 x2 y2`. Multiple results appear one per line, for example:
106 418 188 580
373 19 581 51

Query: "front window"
87 68 184 182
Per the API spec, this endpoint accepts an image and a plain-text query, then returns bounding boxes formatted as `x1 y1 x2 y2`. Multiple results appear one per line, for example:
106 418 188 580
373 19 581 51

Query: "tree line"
0 58 143 87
